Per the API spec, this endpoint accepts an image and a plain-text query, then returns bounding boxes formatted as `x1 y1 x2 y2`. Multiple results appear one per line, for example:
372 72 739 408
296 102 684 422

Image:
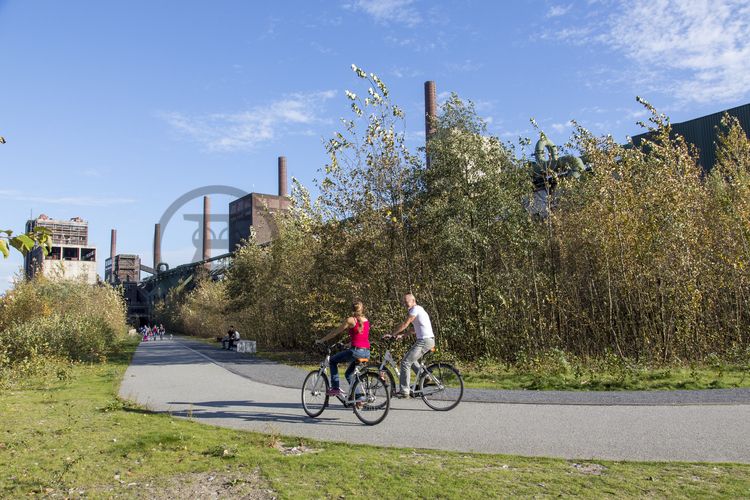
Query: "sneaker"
395 390 411 399
326 387 345 396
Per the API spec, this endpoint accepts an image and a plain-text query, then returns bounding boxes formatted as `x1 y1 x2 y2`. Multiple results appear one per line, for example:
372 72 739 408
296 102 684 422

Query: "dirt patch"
571 462 607 475
272 441 321 456
465 464 512 473
79 469 276 499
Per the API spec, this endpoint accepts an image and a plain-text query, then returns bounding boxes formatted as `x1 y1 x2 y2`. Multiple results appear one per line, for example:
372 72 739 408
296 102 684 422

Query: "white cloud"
160 90 337 152
80 168 103 178
605 0 750 103
547 4 572 18
0 190 135 207
551 121 573 133
383 32 446 52
500 129 531 139
391 66 422 78
550 0 750 104
310 41 334 54
444 59 483 73
346 0 422 26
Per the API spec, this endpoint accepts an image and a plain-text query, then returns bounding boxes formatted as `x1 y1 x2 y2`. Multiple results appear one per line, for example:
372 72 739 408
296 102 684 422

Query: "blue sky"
2 0 749 290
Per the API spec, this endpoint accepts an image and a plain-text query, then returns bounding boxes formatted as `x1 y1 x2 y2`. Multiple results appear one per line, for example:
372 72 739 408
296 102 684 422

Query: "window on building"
46 246 62 260
81 248 96 261
62 247 79 261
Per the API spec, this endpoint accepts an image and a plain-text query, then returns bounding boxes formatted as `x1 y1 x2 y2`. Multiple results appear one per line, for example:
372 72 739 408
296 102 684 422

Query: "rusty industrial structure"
100 157 292 325
24 214 98 284
228 156 291 250
202 196 211 262
424 81 437 167
105 254 141 284
153 223 161 271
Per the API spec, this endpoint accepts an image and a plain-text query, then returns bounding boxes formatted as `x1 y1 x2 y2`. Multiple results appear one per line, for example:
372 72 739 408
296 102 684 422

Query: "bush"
0 277 127 386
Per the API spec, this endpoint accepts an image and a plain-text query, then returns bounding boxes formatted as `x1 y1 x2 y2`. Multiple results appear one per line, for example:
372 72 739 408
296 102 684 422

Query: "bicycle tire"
368 362 398 398
301 370 329 418
351 371 391 425
419 363 463 411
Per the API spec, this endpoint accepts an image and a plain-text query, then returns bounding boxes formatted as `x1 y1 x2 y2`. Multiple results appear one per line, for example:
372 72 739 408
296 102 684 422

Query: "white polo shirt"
408 305 434 339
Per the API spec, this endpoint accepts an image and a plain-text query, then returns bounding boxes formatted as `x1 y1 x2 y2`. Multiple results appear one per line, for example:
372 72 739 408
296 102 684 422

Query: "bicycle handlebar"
313 339 347 354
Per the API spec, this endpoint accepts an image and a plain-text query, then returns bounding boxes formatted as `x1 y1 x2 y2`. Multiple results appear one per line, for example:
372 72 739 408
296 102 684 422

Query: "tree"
419 94 533 355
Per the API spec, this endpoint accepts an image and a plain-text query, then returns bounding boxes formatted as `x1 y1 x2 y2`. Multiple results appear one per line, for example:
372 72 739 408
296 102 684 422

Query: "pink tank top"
349 319 370 349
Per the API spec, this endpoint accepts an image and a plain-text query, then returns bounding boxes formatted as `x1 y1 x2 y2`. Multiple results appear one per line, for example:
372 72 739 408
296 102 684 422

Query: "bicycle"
301 341 391 426
370 337 464 411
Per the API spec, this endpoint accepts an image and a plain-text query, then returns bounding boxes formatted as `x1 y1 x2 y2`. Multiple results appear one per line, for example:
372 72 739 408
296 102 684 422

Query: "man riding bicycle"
385 293 435 398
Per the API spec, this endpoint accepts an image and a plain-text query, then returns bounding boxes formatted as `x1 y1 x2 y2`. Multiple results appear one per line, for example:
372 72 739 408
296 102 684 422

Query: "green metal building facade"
631 103 750 172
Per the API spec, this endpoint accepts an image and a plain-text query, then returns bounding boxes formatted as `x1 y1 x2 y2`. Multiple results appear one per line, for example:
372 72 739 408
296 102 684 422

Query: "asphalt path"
119 338 750 463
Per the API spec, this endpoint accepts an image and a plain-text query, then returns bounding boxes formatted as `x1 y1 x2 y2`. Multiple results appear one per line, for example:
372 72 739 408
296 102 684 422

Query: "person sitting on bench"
223 326 240 350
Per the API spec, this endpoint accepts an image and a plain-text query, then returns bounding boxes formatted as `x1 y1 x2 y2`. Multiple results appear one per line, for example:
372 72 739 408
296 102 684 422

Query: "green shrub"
0 277 127 385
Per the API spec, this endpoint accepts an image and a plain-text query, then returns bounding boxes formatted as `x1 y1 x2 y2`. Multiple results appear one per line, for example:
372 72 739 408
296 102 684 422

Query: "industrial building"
24 214 98 284
631 102 750 172
105 254 141 284
228 156 291 250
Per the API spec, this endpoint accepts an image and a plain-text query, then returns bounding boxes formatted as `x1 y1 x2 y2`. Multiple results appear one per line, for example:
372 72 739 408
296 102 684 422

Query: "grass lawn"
2 339 749 498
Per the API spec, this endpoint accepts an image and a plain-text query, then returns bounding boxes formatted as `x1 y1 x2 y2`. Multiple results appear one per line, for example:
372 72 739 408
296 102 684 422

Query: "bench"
235 340 256 353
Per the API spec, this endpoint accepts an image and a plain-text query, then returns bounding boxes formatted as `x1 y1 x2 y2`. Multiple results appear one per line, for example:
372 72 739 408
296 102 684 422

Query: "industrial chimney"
278 156 288 197
153 223 161 271
424 81 437 167
202 195 211 262
109 229 117 283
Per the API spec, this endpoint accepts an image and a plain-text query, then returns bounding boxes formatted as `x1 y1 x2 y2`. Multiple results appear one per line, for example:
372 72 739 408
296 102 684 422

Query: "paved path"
119 338 750 463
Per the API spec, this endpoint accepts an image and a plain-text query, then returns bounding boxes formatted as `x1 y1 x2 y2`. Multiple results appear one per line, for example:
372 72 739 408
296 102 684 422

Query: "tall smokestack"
424 81 437 167
278 156 288 197
153 223 161 271
109 229 117 283
202 195 211 262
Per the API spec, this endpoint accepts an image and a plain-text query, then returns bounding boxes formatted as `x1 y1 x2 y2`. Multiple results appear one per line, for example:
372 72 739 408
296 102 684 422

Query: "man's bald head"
403 293 416 308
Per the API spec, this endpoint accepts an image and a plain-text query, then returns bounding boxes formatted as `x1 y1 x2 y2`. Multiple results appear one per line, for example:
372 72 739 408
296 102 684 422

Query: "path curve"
174 337 750 406
119 338 750 463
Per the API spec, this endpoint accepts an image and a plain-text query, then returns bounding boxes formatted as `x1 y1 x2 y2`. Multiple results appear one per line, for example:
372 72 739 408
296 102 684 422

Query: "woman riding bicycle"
315 300 370 397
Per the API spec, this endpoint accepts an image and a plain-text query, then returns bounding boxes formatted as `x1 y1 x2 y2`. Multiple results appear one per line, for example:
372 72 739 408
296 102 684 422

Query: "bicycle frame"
375 347 443 396
312 348 368 406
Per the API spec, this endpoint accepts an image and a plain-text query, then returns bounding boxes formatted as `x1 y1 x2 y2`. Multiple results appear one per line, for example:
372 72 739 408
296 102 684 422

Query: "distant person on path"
386 293 435 398
315 301 370 397
223 326 239 350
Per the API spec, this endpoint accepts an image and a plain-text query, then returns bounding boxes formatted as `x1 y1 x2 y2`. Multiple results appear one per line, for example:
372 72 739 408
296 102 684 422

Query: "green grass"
2 339 749 498
254 347 750 391
458 361 750 391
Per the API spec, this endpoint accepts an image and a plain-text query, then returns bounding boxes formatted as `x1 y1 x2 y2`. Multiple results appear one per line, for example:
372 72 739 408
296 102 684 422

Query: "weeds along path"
119 338 750 463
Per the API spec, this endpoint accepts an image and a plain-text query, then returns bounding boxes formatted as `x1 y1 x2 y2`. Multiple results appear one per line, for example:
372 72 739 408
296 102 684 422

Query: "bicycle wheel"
351 371 391 425
419 363 463 411
368 363 397 401
301 370 329 418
